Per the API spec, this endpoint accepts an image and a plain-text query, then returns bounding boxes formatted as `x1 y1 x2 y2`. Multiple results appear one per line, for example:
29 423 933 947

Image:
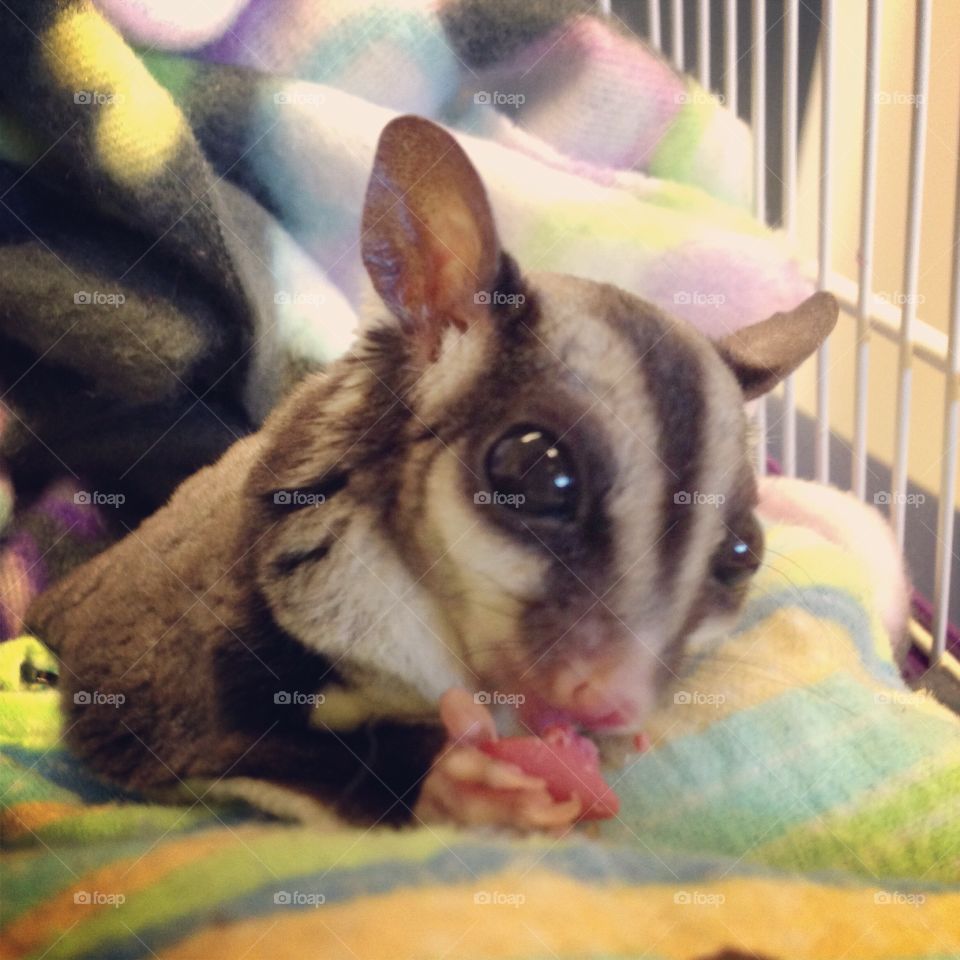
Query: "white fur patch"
410 321 491 422
418 451 549 682
265 508 469 708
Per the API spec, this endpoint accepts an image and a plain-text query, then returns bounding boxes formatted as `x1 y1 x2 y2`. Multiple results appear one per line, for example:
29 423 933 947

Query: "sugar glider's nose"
540 650 659 732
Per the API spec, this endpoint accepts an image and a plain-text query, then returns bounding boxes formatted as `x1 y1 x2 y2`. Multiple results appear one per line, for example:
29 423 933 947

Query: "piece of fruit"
479 724 620 820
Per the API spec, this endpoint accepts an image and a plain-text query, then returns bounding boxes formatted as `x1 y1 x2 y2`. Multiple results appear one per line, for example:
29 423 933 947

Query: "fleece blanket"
0 0 815 640
2 521 959 959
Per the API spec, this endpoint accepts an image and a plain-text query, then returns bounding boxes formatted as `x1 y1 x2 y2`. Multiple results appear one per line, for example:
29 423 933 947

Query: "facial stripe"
645 337 704 586
272 539 334 577
604 304 704 589
265 471 350 513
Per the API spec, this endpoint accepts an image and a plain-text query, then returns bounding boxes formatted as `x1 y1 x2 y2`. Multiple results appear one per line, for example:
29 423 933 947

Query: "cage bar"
672 0 685 70
752 0 768 474
698 0 710 89
815 0 834 484
781 0 799 476
724 0 737 115
853 0 883 502
932 93 960 661
648 0 662 51
891 0 931 546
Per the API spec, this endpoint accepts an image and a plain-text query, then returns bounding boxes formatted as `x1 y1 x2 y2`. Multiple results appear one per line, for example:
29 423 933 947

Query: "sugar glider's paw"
413 688 580 833
414 742 581 831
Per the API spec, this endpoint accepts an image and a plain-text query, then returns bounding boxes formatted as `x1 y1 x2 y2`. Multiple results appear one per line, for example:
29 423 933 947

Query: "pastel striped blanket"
3 521 958 959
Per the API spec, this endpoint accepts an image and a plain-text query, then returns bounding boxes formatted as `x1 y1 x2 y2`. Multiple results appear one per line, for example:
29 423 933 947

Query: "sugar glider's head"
353 116 838 732
254 116 837 733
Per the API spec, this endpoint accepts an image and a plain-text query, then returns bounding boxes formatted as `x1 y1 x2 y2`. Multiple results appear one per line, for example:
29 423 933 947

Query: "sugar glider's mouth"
517 692 641 736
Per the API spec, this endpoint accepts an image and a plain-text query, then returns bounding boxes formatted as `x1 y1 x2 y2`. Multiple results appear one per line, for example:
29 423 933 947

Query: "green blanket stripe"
0 692 62 745
5 823 454 933
607 675 949 862
523 202 682 258
6 802 227 849
648 88 714 187
633 178 767 234
138 50 202 106
3 834 184 926
0 745 137 807
18 829 495 960
1 754 87 808
752 748 960 882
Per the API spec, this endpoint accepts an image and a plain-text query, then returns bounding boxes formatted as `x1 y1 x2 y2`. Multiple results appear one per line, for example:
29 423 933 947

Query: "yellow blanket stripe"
43 7 186 185
155 871 960 960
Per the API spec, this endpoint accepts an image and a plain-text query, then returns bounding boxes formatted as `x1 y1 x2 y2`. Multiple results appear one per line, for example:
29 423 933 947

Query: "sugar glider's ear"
714 291 839 400
361 115 500 360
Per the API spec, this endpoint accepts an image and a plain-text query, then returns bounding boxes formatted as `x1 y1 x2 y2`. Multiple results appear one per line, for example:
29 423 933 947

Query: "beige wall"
791 0 959 496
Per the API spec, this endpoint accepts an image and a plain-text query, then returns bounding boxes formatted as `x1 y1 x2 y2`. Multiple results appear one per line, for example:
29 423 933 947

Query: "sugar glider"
28 116 837 831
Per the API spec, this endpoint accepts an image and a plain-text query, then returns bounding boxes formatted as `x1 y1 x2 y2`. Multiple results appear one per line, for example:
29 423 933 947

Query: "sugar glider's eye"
485 426 578 520
712 515 764 587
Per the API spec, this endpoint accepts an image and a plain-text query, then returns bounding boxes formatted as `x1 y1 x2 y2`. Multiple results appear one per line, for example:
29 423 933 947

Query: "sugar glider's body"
29 116 837 830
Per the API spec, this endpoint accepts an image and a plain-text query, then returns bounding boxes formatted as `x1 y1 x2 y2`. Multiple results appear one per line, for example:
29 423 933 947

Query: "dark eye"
484 426 578 519
712 516 764 587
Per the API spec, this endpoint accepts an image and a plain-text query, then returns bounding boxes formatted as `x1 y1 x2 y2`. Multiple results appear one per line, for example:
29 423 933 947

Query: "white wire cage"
600 0 960 680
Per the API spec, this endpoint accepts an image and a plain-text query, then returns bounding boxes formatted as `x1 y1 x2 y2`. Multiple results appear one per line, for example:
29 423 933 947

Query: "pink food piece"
480 724 621 821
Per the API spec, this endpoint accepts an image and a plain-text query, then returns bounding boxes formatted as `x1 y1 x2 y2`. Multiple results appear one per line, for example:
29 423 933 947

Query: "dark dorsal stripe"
491 252 542 351
607 299 704 587
263 470 350 513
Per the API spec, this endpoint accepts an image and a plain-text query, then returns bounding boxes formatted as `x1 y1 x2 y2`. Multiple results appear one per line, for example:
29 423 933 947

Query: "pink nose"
566 678 604 715
545 658 653 730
